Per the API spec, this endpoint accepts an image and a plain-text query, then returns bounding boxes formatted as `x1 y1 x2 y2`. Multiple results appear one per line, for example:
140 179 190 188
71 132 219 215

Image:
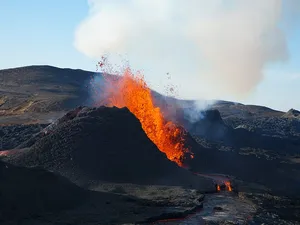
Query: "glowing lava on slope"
93 62 193 166
225 181 232 191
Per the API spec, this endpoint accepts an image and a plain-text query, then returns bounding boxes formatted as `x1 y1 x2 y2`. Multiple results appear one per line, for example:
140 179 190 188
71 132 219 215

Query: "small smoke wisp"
74 0 295 100
182 100 216 124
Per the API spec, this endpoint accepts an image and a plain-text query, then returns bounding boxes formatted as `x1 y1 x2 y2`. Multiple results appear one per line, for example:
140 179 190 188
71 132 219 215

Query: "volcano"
1 65 300 224
6 106 214 191
92 68 193 166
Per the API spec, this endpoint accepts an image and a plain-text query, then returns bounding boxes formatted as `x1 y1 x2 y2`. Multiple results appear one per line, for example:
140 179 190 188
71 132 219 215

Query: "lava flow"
195 172 232 192
216 182 232 192
93 61 193 167
225 181 232 191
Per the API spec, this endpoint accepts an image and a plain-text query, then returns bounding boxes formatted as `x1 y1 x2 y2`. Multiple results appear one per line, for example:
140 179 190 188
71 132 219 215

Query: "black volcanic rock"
202 109 223 123
169 106 300 156
174 108 229 143
283 108 300 118
7 106 214 191
189 138 300 197
188 109 227 140
0 160 85 221
0 124 48 150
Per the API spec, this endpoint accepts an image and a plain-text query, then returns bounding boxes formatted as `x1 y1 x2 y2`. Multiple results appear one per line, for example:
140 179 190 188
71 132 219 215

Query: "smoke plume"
74 0 295 100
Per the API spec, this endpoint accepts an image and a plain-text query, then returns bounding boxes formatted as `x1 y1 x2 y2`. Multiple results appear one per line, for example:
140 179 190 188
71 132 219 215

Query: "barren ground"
1 66 300 224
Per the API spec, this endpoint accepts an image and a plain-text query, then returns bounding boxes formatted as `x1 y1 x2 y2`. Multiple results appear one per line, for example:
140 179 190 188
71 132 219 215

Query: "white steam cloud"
74 0 295 100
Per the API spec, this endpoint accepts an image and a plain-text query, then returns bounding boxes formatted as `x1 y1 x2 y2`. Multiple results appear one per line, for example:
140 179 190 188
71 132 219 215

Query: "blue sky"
0 0 299 111
0 1 93 70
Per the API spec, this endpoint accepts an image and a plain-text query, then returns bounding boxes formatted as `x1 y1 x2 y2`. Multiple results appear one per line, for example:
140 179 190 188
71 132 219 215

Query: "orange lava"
0 149 23 157
97 67 192 166
225 181 232 191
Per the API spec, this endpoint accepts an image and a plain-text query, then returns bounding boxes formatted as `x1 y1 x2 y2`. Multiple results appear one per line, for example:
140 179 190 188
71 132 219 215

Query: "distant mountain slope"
1 65 299 138
0 65 94 114
0 65 93 93
0 65 286 114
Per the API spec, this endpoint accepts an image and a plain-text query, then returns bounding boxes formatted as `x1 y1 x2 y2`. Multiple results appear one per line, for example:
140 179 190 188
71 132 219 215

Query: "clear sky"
0 0 299 111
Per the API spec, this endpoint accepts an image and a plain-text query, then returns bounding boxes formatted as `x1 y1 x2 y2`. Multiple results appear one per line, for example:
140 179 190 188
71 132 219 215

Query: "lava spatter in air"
92 58 193 166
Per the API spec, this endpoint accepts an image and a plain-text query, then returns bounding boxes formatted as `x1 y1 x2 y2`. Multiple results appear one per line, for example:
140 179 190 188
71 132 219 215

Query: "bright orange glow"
0 149 22 157
217 185 221 191
97 67 193 166
225 181 232 191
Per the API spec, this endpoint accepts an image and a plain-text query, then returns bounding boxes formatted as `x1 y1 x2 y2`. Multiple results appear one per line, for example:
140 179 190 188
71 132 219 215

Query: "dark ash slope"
0 160 86 221
6 106 214 191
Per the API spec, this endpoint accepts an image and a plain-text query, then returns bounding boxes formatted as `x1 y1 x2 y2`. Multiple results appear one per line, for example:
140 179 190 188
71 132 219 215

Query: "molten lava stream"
194 172 232 192
98 67 193 167
225 181 232 191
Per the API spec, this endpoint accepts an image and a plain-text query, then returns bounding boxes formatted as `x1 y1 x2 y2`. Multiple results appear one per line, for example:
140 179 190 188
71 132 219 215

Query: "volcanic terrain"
5 106 213 190
1 65 300 224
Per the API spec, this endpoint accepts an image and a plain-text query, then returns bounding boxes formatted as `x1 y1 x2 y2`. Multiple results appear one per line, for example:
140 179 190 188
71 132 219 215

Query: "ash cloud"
74 0 296 100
